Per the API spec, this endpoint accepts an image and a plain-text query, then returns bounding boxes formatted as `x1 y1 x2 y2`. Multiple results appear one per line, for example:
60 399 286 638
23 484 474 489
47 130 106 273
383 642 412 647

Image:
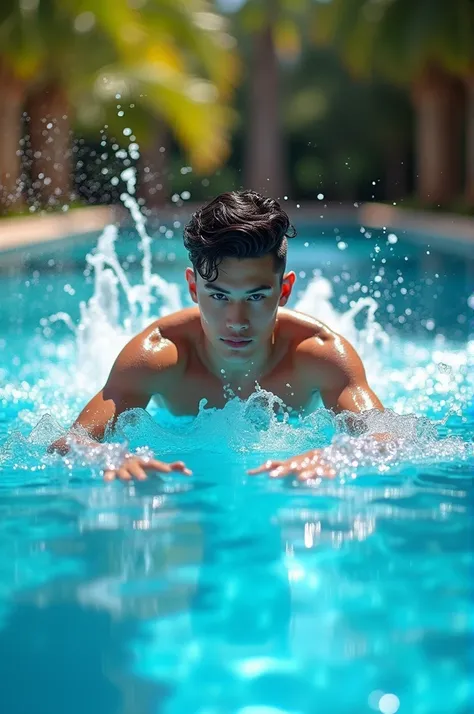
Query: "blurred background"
0 0 473 217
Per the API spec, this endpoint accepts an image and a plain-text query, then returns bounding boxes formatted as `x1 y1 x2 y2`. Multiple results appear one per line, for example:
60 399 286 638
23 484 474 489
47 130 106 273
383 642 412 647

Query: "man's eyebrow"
245 284 273 293
204 283 231 293
203 283 273 294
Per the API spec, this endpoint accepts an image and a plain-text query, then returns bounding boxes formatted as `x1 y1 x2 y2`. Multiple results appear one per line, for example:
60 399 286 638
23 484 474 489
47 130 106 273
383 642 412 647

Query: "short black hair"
183 190 296 281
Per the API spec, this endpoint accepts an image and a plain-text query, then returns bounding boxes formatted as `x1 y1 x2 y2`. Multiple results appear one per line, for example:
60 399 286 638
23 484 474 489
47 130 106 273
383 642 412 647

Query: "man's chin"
217 340 256 360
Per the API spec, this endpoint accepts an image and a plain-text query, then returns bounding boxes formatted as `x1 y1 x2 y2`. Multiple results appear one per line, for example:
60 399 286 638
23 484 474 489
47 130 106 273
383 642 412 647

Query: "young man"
51 190 383 481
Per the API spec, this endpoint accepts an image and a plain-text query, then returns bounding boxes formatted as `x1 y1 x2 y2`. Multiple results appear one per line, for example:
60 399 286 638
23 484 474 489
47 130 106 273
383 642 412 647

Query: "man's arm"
49 324 191 481
311 331 383 414
249 327 383 480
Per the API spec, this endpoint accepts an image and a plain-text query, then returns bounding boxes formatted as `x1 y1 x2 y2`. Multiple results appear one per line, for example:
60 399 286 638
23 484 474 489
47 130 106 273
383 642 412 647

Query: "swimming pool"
0 213 473 714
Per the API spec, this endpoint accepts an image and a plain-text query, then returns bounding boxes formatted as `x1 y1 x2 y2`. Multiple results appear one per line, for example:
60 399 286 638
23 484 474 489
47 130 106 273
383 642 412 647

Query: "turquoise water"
0 223 473 714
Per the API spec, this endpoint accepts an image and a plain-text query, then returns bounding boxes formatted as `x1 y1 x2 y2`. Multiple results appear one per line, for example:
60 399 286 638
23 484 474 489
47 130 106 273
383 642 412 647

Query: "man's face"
186 255 295 363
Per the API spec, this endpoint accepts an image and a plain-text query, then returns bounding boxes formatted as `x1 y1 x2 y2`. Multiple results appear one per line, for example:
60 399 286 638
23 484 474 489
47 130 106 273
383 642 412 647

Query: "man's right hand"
104 455 192 482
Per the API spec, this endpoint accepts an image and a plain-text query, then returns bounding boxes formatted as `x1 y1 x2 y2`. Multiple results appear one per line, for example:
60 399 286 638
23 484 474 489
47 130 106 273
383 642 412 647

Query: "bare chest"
153 363 318 417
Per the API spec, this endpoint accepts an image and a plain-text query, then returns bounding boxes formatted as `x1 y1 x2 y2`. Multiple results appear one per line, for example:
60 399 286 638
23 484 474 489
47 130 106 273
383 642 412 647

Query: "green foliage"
279 44 413 199
283 87 328 131
313 0 474 83
0 0 239 171
166 156 240 201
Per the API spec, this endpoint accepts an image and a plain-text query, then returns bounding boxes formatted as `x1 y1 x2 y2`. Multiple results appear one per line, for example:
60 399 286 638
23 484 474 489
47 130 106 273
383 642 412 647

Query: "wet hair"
183 190 296 281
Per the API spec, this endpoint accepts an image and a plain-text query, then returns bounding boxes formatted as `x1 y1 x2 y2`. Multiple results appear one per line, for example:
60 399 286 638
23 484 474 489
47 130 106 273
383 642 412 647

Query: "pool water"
0 217 473 714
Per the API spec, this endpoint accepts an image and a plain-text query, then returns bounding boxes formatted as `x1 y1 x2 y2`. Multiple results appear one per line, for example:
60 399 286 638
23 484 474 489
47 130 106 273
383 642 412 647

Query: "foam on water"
0 167 472 483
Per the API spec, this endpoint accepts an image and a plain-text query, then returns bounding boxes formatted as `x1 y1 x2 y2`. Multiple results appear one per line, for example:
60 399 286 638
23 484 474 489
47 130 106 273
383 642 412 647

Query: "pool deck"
0 206 121 252
360 204 474 248
0 202 473 254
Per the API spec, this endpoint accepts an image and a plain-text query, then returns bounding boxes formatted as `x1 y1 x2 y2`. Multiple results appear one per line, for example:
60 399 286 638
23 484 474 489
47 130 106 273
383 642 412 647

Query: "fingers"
103 456 192 482
127 460 148 481
117 467 132 481
104 452 334 484
144 459 192 476
269 461 300 478
248 459 283 475
268 463 335 480
297 465 336 481
169 461 193 476
248 451 337 481
146 458 172 473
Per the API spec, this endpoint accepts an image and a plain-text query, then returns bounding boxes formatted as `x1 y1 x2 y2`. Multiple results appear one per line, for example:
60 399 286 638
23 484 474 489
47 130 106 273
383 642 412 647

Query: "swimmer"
49 190 383 481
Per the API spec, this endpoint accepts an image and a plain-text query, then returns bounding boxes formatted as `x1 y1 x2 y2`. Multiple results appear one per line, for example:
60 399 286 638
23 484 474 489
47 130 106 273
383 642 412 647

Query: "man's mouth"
220 337 253 348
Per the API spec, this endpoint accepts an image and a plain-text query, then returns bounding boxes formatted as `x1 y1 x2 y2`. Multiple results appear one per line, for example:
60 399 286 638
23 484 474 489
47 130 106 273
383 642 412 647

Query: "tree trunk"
465 76 474 207
137 121 169 212
27 81 72 208
412 67 463 206
384 140 408 201
245 16 285 198
0 60 25 213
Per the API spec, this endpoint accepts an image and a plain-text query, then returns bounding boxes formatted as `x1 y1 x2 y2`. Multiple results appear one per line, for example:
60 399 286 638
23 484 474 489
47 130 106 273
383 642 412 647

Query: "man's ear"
279 271 296 306
185 267 198 304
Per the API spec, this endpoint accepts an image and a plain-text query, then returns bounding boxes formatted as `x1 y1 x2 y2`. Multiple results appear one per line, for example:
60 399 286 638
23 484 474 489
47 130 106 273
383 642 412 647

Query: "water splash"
0 164 472 483
294 272 389 380
48 167 182 391
1 384 472 488
295 273 388 352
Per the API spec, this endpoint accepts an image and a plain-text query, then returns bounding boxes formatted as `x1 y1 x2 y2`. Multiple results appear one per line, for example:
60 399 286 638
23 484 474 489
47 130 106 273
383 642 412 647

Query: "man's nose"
226 304 249 330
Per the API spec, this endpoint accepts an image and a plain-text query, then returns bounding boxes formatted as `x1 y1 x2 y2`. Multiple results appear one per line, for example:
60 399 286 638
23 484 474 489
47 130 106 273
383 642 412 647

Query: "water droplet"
368 690 384 710
379 693 400 714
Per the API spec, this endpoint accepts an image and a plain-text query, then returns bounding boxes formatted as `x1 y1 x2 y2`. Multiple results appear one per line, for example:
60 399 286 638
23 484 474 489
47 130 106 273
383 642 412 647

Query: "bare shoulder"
280 308 365 387
106 307 200 390
278 307 342 351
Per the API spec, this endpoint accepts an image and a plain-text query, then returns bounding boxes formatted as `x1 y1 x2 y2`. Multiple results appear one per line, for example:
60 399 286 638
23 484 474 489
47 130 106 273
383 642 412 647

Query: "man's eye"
210 293 228 301
248 294 265 302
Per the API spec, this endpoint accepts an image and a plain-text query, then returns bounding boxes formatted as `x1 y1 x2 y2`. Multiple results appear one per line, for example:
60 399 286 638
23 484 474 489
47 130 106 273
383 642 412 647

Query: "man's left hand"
248 449 336 481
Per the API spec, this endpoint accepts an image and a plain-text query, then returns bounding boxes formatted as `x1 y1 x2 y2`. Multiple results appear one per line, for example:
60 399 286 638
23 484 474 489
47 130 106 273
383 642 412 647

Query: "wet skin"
51 256 383 481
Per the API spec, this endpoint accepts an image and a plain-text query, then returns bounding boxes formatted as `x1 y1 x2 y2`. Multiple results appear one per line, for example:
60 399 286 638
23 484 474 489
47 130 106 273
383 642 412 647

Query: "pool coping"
0 202 473 254
0 206 121 253
359 204 474 248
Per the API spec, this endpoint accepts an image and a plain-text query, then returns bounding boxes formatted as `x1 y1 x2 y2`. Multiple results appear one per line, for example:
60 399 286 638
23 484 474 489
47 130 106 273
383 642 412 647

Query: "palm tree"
26 83 73 207
467 76 474 206
0 59 25 212
238 0 285 196
0 0 42 213
314 0 474 206
232 0 307 198
0 0 238 211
